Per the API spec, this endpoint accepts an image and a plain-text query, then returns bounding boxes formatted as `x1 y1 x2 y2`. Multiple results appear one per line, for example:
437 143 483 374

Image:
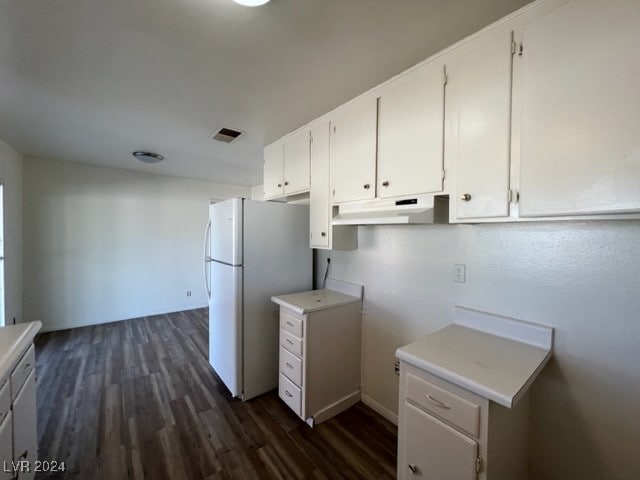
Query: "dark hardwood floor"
34 308 397 479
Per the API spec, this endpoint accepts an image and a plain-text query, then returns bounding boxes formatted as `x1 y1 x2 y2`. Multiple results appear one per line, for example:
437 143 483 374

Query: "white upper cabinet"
517 0 640 217
283 130 311 195
447 28 514 221
263 131 311 200
310 122 330 249
329 98 378 204
263 143 284 200
310 122 357 250
378 61 446 199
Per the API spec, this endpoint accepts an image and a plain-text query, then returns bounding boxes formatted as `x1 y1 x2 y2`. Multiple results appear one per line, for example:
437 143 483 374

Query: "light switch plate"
453 264 466 283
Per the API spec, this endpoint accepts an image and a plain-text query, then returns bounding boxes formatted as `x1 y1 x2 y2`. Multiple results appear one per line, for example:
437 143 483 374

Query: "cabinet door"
0 412 12 480
378 62 445 198
310 122 330 249
283 130 311 195
449 29 513 221
518 0 640 217
12 369 37 480
263 143 284 199
399 403 477 480
329 99 378 204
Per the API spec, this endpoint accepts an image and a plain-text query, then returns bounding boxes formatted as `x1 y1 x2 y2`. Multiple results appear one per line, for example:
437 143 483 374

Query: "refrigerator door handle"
203 218 212 299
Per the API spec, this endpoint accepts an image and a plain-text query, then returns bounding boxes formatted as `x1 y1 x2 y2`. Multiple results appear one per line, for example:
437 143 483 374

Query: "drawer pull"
286 321 294 327
286 363 293 369
408 464 419 474
285 390 293 398
426 394 451 410
286 339 294 345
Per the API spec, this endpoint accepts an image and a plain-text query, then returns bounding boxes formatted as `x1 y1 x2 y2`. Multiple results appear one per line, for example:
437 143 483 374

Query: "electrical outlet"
186 290 192 297
453 264 466 283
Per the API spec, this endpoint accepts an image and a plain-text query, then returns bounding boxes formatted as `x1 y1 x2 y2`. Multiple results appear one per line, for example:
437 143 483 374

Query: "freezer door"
210 198 243 266
209 261 243 397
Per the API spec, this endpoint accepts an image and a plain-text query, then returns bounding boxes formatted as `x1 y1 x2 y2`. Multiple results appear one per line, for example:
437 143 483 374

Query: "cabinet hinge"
508 189 520 204
512 41 524 56
476 457 483 473
442 66 448 86
442 169 446 180
332 189 336 197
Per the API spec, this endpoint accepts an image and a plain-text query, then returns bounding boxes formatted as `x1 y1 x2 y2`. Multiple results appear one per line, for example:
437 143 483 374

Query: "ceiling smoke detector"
211 127 244 144
132 151 164 164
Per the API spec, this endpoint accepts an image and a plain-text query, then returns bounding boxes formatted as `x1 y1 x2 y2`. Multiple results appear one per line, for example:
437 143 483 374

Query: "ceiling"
0 0 530 186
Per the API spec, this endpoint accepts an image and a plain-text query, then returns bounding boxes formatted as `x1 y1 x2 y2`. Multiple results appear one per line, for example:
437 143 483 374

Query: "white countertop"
271 278 362 315
0 321 42 383
396 307 553 408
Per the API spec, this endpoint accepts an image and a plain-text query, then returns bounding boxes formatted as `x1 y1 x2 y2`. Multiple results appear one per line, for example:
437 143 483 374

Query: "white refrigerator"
203 198 311 400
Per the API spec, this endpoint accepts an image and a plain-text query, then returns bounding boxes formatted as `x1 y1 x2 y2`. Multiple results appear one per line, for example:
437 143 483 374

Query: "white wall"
250 184 264 201
0 139 22 326
23 157 250 332
315 220 640 480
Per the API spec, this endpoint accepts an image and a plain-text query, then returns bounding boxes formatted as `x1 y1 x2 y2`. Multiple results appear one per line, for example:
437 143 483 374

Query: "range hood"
332 195 449 225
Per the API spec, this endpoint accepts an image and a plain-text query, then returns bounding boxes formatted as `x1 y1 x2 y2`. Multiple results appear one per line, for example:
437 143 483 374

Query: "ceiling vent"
211 127 243 143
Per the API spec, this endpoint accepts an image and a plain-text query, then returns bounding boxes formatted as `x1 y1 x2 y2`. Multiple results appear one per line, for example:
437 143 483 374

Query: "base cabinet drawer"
10 345 35 401
406 372 480 438
279 347 302 387
279 374 302 416
280 329 303 357
280 311 304 337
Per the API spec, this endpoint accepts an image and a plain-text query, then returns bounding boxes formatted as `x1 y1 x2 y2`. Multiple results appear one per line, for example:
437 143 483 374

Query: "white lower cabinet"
402 403 478 479
398 363 528 480
0 411 12 480
12 369 38 480
277 302 361 425
0 342 38 480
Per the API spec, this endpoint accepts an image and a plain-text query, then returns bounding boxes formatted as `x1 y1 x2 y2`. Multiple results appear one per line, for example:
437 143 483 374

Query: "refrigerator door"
209 261 243 397
210 198 243 266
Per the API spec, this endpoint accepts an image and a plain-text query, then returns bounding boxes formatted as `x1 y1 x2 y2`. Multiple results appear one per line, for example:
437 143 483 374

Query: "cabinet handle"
285 390 293 398
382 181 390 187
363 183 370 190
321 232 326 237
286 321 294 327
426 394 451 410
460 193 472 202
19 449 28 459
286 339 294 345
23 363 32 370
286 363 293 369
277 183 282 188
284 181 289 186
408 464 418 474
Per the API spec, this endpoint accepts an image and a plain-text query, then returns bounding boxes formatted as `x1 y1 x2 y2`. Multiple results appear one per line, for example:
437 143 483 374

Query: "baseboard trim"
310 390 361 426
361 394 398 425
